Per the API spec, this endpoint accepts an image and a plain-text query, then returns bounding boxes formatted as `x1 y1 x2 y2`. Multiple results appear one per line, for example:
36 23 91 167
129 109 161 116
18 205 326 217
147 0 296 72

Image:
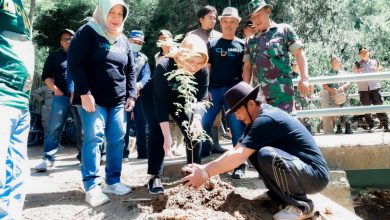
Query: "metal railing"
296 105 390 118
292 71 390 118
292 71 390 86
308 92 390 101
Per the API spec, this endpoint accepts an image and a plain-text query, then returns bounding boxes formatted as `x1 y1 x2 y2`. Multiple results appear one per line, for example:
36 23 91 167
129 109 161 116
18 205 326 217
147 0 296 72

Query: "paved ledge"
314 132 390 170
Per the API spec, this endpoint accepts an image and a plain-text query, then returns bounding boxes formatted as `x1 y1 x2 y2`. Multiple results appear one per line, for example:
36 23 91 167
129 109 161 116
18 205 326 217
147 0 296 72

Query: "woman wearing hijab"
141 34 209 194
67 0 136 207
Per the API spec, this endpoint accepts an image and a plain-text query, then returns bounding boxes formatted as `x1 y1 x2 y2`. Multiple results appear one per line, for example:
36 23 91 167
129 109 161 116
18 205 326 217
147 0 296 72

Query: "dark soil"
353 191 390 220
138 176 279 220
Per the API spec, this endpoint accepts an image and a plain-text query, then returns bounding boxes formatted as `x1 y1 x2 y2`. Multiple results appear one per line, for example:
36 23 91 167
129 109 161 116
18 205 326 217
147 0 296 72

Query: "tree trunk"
29 0 36 30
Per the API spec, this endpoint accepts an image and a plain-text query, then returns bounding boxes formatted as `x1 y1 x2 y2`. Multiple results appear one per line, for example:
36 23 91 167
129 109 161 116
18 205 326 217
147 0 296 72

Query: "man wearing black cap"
34 29 76 172
182 82 329 220
353 47 389 132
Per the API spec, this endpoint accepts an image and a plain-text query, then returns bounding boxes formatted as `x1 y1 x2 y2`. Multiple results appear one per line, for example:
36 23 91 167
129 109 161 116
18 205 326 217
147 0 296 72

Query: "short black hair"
197 5 217 26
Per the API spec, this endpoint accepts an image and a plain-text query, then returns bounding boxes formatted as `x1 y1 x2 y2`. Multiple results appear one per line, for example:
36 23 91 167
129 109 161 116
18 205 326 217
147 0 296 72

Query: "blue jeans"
43 95 72 161
77 104 126 191
0 106 30 219
202 87 244 153
124 98 148 157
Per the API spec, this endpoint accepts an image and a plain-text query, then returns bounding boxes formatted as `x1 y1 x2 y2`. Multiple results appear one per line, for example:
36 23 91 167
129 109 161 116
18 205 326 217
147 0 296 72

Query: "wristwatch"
201 168 209 180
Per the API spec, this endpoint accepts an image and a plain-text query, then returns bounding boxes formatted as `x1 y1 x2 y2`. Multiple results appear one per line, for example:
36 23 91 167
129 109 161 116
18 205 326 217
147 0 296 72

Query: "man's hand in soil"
181 164 207 189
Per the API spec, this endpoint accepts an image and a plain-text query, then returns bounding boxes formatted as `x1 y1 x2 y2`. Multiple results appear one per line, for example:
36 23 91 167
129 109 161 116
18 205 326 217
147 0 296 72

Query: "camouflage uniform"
324 69 351 127
243 22 304 114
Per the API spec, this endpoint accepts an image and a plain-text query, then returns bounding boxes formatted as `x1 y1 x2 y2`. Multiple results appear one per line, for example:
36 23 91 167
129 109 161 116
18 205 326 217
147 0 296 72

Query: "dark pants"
359 89 389 126
142 95 202 176
248 147 329 214
71 106 83 159
124 98 148 158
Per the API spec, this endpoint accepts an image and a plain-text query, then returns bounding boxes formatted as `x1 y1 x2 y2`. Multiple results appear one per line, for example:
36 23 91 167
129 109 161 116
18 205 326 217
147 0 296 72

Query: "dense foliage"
30 0 390 89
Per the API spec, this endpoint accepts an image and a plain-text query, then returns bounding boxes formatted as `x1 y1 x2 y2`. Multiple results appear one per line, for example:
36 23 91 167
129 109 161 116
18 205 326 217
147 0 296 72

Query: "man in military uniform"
321 56 352 134
242 0 309 114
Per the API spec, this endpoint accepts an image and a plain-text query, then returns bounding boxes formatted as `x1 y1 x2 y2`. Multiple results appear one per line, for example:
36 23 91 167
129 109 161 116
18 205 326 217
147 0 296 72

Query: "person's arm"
66 69 75 103
190 68 209 136
67 27 91 96
322 84 337 95
153 61 171 123
41 52 64 96
242 61 252 84
181 145 255 188
241 39 251 83
285 24 308 96
339 82 350 92
294 48 309 97
242 41 252 84
125 44 137 111
137 62 151 88
67 26 95 112
159 121 174 158
44 78 64 96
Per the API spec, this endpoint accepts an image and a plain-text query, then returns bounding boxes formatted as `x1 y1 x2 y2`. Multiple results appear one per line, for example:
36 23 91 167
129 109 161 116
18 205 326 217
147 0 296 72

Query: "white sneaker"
273 205 315 220
34 159 55 172
85 185 110 207
103 182 131 195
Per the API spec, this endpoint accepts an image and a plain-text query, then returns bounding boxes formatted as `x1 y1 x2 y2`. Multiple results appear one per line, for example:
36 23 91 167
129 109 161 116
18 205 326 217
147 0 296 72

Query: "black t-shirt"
41 49 69 96
67 25 136 107
142 57 209 123
208 37 244 88
240 104 328 176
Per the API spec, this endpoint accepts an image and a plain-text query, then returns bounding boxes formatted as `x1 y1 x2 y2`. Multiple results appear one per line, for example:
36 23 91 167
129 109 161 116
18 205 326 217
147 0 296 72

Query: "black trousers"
359 89 389 126
248 147 329 214
141 95 202 176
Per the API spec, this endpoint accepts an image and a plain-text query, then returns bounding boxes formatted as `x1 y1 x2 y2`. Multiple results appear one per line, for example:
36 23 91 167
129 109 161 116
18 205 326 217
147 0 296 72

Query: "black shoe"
211 144 227 154
335 125 342 134
210 126 227 154
345 123 353 134
368 123 374 133
76 152 81 162
148 176 164 194
137 154 148 159
305 124 313 135
231 163 248 179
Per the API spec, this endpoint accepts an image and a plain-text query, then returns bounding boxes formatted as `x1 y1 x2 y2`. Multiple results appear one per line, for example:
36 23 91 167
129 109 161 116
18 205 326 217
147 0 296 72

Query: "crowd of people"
1 0 389 219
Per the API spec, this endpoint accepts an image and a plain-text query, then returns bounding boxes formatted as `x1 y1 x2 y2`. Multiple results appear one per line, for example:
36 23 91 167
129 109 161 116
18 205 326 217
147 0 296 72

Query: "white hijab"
87 0 129 44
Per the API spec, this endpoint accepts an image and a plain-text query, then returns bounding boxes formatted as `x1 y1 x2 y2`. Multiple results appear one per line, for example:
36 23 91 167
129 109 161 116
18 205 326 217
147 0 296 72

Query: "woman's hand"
81 93 96 112
163 135 174 158
190 114 203 139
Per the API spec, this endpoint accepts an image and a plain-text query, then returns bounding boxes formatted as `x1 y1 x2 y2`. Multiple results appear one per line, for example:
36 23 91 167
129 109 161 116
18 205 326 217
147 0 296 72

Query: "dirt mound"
353 190 390 220
138 177 278 220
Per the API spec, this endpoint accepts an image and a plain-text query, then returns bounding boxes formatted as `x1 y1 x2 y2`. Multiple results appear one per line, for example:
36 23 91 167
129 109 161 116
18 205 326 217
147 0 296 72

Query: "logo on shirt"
215 47 243 57
99 42 127 53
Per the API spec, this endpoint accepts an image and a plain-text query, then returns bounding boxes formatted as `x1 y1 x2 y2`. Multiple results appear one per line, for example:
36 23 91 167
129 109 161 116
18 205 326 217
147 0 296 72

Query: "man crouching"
182 82 329 220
